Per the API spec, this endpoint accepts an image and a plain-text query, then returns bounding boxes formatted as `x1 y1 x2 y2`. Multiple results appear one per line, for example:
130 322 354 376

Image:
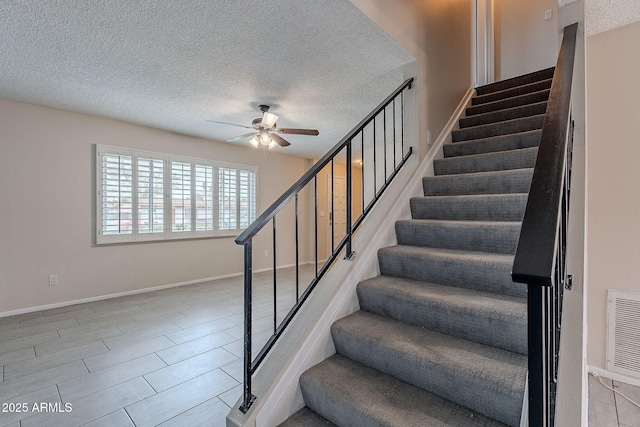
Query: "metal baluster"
528 283 545 426
393 97 397 168
331 159 334 255
345 142 353 259
373 117 377 194
401 90 405 157
295 194 299 302
361 131 365 216
383 106 387 182
273 217 277 333
240 240 255 413
314 176 318 278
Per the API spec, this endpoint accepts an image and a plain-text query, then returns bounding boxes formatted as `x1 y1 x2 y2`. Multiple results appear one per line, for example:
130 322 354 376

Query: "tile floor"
0 266 314 427
589 373 640 427
3 265 640 427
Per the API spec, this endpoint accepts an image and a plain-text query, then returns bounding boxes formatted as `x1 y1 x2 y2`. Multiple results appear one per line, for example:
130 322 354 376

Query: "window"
96 145 257 244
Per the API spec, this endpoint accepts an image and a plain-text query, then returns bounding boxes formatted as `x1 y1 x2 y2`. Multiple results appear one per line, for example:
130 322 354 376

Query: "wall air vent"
607 290 640 379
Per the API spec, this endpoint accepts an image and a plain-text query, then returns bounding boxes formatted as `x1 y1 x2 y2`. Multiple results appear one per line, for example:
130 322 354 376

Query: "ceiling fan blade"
275 128 319 136
227 132 258 142
207 120 253 130
261 112 279 128
270 133 291 147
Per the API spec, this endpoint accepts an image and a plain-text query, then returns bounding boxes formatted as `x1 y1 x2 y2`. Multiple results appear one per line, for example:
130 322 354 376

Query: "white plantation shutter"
96 145 257 243
195 164 214 231
218 167 238 230
171 161 192 232
239 169 257 228
137 157 164 234
100 152 133 236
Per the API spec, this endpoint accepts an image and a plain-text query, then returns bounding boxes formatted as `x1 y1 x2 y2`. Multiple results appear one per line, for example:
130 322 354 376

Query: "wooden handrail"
512 23 578 286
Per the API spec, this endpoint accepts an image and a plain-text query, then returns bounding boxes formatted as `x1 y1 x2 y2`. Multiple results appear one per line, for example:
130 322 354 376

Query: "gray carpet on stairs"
410 193 528 221
434 147 537 175
472 78 552 105
466 89 550 116
356 276 527 354
298 355 509 427
443 130 541 157
281 68 554 427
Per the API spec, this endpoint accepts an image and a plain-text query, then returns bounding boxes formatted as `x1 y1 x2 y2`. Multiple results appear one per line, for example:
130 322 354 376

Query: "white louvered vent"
607 290 640 378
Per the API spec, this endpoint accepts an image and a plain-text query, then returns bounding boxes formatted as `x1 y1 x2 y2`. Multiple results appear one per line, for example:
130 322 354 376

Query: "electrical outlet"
49 275 58 286
544 9 553 21
264 250 269 257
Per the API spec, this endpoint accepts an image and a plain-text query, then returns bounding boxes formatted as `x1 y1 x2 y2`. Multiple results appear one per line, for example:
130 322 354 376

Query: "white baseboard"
588 365 640 388
0 261 314 319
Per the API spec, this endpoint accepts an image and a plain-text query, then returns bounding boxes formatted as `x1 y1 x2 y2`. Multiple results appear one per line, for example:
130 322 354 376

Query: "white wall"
494 0 559 80
585 19 640 372
0 97 310 314
350 0 473 159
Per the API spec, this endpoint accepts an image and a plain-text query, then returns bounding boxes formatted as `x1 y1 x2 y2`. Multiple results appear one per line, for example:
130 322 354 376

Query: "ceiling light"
268 140 277 149
259 129 271 145
249 136 260 148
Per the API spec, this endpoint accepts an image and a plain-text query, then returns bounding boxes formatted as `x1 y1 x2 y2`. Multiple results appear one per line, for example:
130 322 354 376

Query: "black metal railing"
235 78 414 412
512 23 578 427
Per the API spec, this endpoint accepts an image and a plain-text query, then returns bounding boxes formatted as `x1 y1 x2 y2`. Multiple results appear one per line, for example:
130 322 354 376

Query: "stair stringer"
226 86 475 427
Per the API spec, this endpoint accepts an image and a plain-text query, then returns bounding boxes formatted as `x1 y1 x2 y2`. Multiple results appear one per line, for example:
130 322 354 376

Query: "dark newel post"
240 240 255 413
345 142 353 259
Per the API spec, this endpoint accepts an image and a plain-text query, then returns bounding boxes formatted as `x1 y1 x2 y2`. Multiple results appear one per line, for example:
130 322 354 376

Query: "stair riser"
423 169 533 196
357 281 527 353
444 130 541 158
476 67 555 96
377 248 526 298
410 194 527 221
331 318 525 426
434 147 538 176
459 102 547 129
395 220 520 254
473 79 552 105
466 90 550 116
452 115 544 142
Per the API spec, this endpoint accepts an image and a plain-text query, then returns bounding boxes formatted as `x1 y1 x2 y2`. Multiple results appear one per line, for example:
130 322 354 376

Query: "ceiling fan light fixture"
268 140 277 149
259 129 271 145
261 112 278 128
249 136 260 148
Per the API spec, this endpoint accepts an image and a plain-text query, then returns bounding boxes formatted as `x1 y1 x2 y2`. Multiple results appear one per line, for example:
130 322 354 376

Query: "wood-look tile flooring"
589 374 640 427
0 266 315 427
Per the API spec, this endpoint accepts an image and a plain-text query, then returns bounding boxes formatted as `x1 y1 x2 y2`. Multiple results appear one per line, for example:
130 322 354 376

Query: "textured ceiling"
0 0 413 158
585 0 640 36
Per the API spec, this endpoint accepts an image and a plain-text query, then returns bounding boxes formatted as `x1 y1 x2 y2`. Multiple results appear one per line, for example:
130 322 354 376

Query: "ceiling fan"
208 105 319 148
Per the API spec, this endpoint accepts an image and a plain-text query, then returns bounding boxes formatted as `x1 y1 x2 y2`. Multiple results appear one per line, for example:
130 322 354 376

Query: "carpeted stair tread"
278 407 336 427
472 79 553 105
377 245 526 298
395 219 520 254
423 168 533 196
410 193 527 221
444 130 541 158
356 276 527 353
475 67 554 96
300 354 509 427
452 115 545 142
466 89 551 116
331 311 526 426
459 101 547 129
434 147 538 175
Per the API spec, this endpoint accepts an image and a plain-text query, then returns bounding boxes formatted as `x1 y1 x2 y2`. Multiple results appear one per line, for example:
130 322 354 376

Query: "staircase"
279 67 555 427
